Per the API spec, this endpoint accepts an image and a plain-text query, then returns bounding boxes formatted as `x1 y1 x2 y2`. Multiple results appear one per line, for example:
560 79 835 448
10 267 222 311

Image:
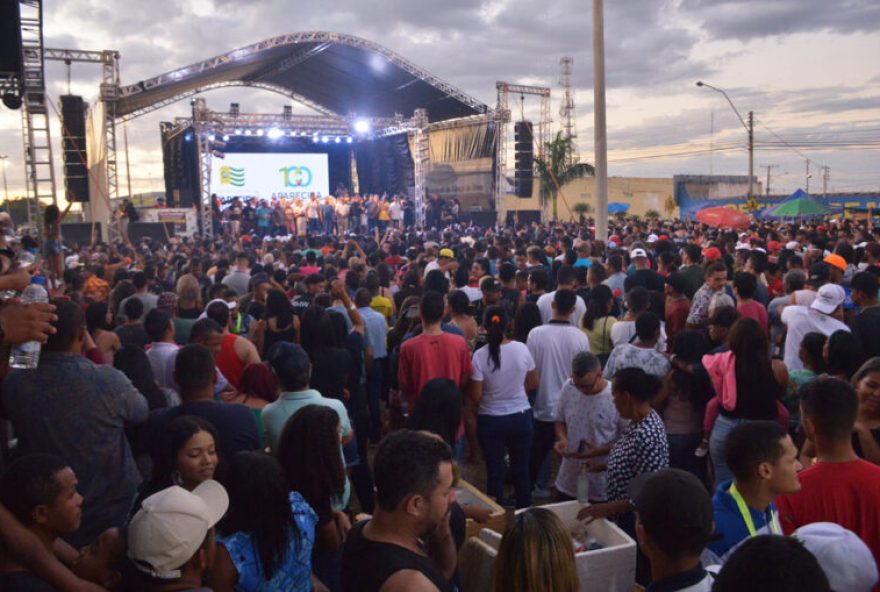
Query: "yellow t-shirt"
370 295 394 323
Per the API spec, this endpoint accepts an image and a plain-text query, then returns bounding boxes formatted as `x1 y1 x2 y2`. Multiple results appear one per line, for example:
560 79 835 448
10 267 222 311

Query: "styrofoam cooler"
478 500 636 592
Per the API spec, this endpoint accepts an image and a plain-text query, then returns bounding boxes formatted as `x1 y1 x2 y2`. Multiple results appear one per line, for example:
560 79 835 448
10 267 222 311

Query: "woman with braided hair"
467 305 539 508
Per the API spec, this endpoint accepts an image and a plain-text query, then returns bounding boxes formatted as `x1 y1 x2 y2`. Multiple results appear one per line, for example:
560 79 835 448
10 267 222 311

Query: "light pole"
593 0 608 241
0 155 8 203
696 82 754 208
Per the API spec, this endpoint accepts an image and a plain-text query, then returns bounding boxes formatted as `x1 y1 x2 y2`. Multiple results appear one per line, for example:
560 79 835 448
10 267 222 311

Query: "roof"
116 32 488 122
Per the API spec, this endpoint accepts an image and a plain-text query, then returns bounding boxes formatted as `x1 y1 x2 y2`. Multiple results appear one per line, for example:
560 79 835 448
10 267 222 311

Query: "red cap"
768 241 782 252
609 235 621 243
659 234 669 240
817 224 828 232
702 246 722 261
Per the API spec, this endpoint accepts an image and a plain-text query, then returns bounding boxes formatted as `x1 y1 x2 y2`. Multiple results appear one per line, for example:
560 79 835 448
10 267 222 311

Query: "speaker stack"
60 95 90 202
514 121 534 198
0 0 24 110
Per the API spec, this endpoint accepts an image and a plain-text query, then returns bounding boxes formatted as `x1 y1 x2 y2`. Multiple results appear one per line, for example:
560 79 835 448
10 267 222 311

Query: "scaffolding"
495 82 552 216
559 57 577 163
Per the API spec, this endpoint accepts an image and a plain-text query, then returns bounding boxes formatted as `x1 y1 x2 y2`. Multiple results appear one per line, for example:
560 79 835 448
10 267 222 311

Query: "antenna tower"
559 57 577 161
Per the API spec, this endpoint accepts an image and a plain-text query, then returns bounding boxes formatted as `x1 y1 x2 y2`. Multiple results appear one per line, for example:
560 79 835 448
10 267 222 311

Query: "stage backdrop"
427 122 496 213
210 152 330 200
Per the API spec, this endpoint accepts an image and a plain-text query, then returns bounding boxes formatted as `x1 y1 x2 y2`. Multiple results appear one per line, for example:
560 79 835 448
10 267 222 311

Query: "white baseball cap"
128 481 229 579
647 233 659 243
197 298 238 320
810 283 846 315
794 522 879 592
630 247 648 259
785 241 801 251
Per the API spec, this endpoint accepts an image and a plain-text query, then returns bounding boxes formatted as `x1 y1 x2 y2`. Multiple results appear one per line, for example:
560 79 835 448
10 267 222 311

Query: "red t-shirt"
777 459 880 591
665 298 691 352
398 332 473 413
737 300 768 335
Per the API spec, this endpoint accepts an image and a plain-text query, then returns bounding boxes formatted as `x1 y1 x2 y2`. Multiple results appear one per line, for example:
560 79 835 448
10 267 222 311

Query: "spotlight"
267 127 283 139
346 137 353 144
256 129 265 136
222 134 230 141
335 137 341 144
322 136 329 143
312 135 319 143
208 133 216 141
184 133 193 142
353 119 371 134
234 129 242 135
244 129 252 136
289 130 296 137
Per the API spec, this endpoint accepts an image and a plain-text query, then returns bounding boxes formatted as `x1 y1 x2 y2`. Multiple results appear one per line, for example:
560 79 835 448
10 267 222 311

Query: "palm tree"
534 131 594 220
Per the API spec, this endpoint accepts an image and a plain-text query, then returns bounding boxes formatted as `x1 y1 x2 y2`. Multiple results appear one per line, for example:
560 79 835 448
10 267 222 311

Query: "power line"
754 117 828 168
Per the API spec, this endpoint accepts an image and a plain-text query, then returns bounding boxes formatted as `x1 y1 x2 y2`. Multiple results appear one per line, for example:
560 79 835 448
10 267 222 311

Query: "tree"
645 209 661 219
534 131 594 221
572 202 592 223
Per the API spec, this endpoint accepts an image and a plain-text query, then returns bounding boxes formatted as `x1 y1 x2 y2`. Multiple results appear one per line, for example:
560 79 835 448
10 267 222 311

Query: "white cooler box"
478 500 636 592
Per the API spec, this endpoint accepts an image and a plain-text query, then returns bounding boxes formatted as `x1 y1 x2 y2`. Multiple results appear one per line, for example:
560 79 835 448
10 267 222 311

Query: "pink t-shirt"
738 300 768 335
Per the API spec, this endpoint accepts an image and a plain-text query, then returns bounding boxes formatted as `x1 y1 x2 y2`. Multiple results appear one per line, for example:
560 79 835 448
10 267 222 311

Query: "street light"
696 81 755 208
0 155 8 203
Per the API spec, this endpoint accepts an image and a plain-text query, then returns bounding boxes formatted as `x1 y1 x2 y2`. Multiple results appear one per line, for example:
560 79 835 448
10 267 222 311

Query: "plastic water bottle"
577 462 590 503
9 277 49 369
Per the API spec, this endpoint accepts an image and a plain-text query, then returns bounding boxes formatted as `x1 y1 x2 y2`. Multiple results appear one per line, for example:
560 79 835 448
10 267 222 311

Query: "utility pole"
805 159 811 193
747 111 754 206
762 164 778 197
822 166 830 196
709 111 714 175
593 0 608 242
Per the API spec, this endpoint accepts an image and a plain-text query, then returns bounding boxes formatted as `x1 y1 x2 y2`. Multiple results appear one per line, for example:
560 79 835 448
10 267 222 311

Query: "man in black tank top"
342 430 456 592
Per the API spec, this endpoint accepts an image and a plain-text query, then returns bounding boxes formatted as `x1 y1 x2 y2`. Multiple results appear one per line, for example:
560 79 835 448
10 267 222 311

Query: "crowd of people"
0 203 879 591
212 193 460 239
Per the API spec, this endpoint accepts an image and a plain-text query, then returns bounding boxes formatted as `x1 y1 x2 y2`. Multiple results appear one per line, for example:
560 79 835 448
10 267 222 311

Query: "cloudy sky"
1 0 878 204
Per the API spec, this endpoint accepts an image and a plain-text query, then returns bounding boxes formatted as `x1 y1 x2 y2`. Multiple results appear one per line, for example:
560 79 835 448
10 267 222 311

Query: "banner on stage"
210 153 330 200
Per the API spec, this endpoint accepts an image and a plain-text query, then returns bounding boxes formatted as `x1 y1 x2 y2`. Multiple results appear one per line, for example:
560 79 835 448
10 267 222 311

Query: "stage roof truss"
116 32 488 122
119 80 336 122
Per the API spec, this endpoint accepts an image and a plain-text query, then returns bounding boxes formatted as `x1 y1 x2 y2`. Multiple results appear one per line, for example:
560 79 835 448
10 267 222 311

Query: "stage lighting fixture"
256 129 264 136
354 119 371 134
268 127 283 139
335 137 341 144
208 134 216 142
184 132 193 142
312 135 319 143
289 131 296 137
230 102 240 116
346 137 353 144
234 129 242 135
244 130 252 136
222 134 230 141
322 136 329 143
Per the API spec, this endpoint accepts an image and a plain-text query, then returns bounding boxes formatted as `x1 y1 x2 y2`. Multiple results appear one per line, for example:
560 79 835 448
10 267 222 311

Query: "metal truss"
171 109 421 139
495 81 552 215
117 32 488 115
412 108 429 227
191 98 214 239
38 47 122 244
18 0 54 244
118 80 336 121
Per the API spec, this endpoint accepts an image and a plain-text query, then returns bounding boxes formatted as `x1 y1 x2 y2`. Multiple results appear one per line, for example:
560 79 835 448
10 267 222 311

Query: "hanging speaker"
0 0 23 111
60 95 90 202
514 121 533 198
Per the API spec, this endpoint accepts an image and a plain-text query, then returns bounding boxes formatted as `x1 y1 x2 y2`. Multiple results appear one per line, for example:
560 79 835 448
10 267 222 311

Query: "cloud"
677 0 880 41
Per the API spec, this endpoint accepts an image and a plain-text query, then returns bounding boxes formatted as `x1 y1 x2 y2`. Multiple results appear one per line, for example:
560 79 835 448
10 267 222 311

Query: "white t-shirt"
527 323 591 422
554 380 629 501
610 319 668 353
461 285 483 303
471 341 535 416
424 259 441 277
781 305 850 370
536 290 587 327
389 202 402 220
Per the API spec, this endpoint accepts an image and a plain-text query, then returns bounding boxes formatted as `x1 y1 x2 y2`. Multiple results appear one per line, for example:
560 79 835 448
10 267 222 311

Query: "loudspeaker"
161 124 198 208
128 222 173 244
60 95 90 202
505 210 542 226
514 121 533 198
60 222 100 247
0 1 23 110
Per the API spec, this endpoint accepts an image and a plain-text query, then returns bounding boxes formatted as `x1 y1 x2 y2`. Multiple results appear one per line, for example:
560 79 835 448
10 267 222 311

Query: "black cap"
708 306 739 328
808 262 830 287
630 469 715 555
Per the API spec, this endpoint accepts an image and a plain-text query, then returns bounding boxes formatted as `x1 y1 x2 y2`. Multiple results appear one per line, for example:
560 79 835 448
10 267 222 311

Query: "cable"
754 118 828 168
